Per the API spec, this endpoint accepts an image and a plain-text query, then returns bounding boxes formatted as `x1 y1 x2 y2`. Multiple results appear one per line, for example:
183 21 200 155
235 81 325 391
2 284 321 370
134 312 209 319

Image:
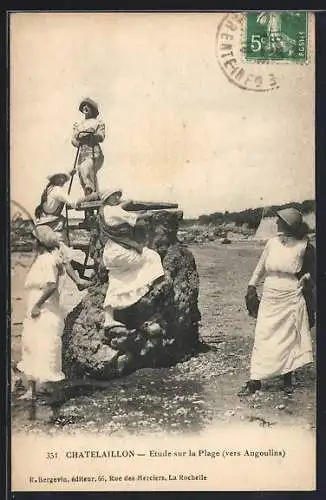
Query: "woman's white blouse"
102 205 138 228
249 235 308 287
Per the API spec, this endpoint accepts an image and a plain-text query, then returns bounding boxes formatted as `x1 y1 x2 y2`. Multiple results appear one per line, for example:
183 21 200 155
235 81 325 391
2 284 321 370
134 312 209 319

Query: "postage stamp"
244 12 308 63
215 13 280 92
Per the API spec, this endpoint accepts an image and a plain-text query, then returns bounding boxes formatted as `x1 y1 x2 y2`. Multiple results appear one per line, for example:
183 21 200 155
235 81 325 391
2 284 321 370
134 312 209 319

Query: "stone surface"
62 208 201 379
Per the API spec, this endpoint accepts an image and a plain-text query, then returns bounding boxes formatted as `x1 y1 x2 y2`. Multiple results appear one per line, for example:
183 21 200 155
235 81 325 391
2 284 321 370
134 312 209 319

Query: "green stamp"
245 12 308 62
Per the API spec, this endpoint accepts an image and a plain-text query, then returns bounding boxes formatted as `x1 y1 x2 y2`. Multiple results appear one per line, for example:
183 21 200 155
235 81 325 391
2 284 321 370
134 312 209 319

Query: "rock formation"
62 206 201 379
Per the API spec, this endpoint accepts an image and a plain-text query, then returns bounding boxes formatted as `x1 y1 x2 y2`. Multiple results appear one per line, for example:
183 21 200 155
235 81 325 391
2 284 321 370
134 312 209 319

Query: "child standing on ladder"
35 172 80 231
71 98 106 195
34 172 94 284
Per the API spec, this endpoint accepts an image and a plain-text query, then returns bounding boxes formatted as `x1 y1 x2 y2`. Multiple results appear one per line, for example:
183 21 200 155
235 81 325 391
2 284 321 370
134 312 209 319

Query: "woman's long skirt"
250 280 313 380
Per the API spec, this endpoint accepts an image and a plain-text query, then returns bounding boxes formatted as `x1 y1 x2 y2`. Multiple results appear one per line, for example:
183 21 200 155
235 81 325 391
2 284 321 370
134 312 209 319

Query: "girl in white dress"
99 190 165 330
34 173 79 232
239 208 315 396
34 172 93 287
17 226 68 398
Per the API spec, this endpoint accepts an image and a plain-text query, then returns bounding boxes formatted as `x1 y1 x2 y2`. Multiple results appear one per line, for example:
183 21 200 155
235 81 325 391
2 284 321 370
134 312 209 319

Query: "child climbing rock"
99 189 165 331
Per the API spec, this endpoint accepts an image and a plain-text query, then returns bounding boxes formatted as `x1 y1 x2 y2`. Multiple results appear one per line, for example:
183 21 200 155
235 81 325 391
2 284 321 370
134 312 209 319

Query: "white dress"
249 235 313 380
17 251 66 383
102 205 165 310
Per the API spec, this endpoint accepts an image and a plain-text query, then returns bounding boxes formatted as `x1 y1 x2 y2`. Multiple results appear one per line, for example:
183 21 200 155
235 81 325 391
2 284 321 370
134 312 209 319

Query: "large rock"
62 208 201 379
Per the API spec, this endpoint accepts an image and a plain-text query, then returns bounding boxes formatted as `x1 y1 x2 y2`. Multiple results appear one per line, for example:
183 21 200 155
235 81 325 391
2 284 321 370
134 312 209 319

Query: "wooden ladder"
66 200 102 279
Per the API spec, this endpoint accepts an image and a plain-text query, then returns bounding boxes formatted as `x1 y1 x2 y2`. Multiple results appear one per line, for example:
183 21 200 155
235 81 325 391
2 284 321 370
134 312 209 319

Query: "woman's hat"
79 97 99 116
47 173 70 184
32 225 61 250
276 207 303 229
101 189 123 204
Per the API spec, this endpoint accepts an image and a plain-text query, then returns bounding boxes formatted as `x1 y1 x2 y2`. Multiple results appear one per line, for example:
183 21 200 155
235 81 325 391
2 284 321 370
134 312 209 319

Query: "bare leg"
78 158 97 194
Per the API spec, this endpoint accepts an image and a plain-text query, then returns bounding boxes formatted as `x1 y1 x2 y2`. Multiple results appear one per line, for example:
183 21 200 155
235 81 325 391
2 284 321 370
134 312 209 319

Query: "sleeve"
93 119 105 143
52 186 77 208
121 208 138 227
26 254 59 288
40 265 59 287
248 240 269 286
103 205 138 227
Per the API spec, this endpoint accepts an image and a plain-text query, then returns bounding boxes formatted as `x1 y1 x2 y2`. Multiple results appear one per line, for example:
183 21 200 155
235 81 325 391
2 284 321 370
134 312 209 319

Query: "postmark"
215 13 280 92
244 12 308 63
11 199 38 253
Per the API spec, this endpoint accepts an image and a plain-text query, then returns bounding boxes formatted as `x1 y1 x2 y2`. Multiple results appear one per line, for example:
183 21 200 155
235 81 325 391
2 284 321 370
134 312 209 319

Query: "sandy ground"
10 241 316 435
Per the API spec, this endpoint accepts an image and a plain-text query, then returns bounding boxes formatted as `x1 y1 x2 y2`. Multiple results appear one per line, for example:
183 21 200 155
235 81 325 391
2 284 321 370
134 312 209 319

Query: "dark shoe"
283 372 293 394
238 380 261 396
103 324 128 338
283 384 294 395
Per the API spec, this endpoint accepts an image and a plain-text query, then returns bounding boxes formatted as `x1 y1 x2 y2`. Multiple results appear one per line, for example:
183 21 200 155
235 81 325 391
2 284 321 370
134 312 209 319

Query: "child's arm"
58 243 92 290
64 261 91 290
87 120 105 145
71 122 80 148
72 121 96 144
52 186 78 208
30 282 58 318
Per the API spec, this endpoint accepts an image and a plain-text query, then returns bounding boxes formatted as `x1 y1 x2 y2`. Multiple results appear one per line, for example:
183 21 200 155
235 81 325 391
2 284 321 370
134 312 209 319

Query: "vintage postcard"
10 12 316 492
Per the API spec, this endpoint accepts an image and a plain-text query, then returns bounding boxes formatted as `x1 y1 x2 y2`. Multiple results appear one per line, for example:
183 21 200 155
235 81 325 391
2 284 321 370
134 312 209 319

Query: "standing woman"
239 208 315 396
72 98 106 195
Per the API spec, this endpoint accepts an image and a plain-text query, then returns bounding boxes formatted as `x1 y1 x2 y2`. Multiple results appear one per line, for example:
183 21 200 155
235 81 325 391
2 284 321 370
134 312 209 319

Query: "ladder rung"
68 222 93 230
71 242 90 251
67 201 102 211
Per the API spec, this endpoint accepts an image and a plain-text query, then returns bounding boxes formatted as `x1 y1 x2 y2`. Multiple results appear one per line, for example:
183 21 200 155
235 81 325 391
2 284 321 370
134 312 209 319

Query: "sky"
10 13 315 218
